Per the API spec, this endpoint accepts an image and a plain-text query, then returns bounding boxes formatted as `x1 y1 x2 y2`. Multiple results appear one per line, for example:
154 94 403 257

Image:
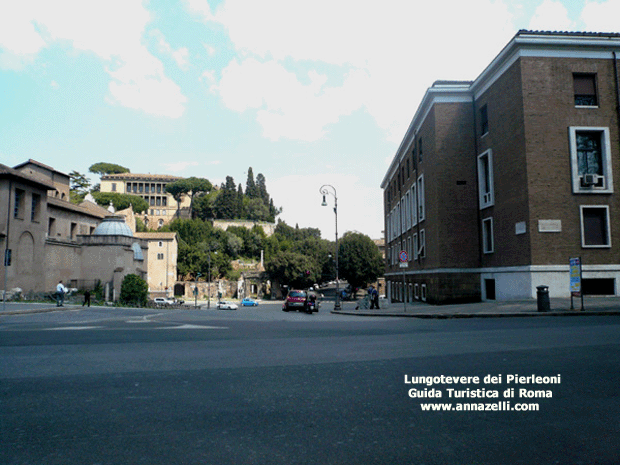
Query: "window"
418 138 423 163
410 185 418 227
421 284 427 302
569 127 613 193
157 253 164 260
405 191 411 230
31 193 41 222
573 73 598 106
482 217 494 254
414 283 419 299
112 183 117 192
413 233 418 260
14 189 25 219
580 206 611 248
480 104 488 135
478 150 494 208
48 217 57 237
417 229 426 258
417 175 425 222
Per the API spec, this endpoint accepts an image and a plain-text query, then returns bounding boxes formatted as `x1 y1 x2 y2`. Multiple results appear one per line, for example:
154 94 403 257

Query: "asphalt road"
1 303 619 464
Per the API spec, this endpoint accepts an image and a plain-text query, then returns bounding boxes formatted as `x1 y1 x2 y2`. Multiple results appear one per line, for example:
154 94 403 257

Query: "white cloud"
0 0 186 118
528 0 574 31
269 172 384 239
581 0 620 32
50 80 59 89
151 29 190 69
215 57 368 140
161 161 200 173
0 2 46 69
202 0 515 143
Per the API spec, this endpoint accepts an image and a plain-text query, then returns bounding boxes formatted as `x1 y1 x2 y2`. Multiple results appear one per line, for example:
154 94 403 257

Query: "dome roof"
93 216 133 237
132 242 144 260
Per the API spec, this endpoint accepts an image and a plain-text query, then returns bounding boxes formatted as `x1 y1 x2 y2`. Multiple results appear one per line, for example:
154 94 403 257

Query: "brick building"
381 30 620 304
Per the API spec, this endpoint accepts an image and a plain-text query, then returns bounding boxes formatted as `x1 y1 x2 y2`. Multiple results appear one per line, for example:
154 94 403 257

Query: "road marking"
155 324 228 330
126 313 165 324
44 326 102 331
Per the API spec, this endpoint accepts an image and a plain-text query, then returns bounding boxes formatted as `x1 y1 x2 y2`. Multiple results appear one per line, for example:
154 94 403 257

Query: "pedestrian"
368 285 376 309
83 290 91 307
373 287 380 309
368 285 380 309
56 280 67 307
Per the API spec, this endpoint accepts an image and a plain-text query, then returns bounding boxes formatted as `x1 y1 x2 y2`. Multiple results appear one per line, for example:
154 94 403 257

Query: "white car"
154 297 175 306
216 301 238 310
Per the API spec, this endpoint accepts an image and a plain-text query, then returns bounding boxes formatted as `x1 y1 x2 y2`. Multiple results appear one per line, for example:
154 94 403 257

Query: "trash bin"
536 285 550 312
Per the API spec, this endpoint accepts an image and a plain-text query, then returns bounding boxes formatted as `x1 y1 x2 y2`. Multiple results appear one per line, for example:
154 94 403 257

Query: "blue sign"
569 257 581 297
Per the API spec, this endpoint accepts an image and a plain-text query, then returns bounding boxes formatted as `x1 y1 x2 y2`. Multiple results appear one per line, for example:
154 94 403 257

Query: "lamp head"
321 195 327 206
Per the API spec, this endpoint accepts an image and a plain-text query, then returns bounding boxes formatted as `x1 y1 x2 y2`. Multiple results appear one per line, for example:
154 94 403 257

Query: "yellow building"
134 232 178 298
100 173 191 228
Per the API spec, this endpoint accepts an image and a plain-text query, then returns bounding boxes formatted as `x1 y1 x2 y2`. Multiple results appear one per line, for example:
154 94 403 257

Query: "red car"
282 289 308 312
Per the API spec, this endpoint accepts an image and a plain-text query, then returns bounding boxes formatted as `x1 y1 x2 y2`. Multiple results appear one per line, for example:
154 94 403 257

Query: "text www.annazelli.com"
420 402 540 412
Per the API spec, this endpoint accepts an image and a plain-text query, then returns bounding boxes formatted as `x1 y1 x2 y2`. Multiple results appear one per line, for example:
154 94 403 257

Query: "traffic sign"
399 250 408 262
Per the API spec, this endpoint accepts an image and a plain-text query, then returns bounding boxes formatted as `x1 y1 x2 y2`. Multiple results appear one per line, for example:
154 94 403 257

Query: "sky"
1 0 619 241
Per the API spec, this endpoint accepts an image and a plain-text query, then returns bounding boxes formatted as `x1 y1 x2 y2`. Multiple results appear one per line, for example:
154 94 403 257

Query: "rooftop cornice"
382 30 620 189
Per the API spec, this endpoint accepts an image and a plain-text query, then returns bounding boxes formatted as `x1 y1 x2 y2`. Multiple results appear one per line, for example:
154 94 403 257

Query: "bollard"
536 285 550 312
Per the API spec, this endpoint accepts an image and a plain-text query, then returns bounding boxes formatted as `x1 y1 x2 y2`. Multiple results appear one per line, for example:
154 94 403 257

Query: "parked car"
216 301 238 310
241 297 259 307
154 297 176 306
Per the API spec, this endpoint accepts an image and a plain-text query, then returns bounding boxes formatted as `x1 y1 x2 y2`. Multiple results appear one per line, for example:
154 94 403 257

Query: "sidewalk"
331 296 620 318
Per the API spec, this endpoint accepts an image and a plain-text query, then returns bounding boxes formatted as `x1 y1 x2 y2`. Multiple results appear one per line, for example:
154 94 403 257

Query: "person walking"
83 290 91 307
368 285 377 309
56 280 67 307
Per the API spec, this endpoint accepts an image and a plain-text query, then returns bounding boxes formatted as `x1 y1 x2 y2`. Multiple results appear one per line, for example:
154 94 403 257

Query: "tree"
165 177 213 219
120 274 148 306
91 192 149 213
213 176 241 219
89 162 130 176
245 167 259 198
69 171 91 204
337 232 384 290
265 251 320 289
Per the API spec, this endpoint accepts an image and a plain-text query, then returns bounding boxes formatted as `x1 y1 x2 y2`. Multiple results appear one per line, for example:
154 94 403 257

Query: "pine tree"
246 167 258 198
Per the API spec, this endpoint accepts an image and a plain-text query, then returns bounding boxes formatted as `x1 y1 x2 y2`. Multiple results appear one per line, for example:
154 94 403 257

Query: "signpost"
399 250 408 311
569 257 584 311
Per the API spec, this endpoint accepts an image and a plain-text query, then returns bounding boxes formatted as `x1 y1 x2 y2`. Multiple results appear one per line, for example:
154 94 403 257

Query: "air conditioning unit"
582 174 598 186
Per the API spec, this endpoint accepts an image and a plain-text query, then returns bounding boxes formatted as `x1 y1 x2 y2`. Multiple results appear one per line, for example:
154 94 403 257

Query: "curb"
331 310 620 318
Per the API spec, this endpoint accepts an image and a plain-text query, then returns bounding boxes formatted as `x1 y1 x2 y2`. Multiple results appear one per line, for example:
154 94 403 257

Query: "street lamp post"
194 272 201 308
207 253 212 309
207 251 217 309
320 184 341 311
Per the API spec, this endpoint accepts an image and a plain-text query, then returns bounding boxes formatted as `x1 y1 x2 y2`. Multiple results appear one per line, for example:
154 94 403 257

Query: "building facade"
134 232 178 297
382 30 620 303
100 173 190 228
2 161 177 301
